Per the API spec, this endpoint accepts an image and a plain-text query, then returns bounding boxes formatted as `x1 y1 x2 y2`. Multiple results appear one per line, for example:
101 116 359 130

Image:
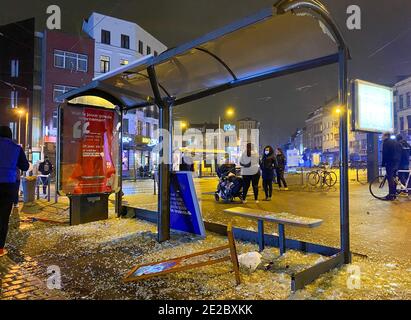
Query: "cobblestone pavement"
0 255 65 300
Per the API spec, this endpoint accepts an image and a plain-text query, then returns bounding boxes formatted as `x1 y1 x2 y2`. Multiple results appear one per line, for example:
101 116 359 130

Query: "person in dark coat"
0 126 29 257
396 134 411 194
240 143 260 203
38 156 53 195
275 148 288 190
260 146 276 200
382 132 402 200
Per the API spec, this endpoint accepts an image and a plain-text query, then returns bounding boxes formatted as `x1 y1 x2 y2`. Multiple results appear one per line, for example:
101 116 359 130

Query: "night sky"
2 0 411 147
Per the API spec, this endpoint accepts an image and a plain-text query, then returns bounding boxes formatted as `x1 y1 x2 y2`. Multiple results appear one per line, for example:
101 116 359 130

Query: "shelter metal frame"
61 0 351 290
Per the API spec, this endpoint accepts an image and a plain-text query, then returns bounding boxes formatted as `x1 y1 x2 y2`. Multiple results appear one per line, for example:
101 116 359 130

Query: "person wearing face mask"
260 146 276 201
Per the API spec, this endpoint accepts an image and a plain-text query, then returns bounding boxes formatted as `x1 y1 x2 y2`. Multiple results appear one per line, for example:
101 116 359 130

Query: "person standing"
382 132 402 201
38 156 53 196
260 146 276 201
240 143 260 203
0 126 29 257
275 148 288 191
396 134 410 195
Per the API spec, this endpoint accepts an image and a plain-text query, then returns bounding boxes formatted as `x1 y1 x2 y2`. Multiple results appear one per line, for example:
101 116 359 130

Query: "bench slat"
224 207 323 228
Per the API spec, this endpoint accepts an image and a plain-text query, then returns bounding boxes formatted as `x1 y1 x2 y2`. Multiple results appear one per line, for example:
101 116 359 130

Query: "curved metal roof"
63 0 348 109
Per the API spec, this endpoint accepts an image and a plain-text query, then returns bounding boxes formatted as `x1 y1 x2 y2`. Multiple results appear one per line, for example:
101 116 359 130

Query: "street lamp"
15 108 27 145
218 106 236 152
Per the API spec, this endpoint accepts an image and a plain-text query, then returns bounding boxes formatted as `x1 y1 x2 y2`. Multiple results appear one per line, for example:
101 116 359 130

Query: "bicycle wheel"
326 171 338 187
369 176 389 200
307 171 320 186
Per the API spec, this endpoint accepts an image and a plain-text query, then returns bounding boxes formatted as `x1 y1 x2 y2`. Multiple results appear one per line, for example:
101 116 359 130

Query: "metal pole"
116 108 124 217
338 48 351 264
47 174 51 202
157 104 172 242
148 65 173 242
18 115 21 145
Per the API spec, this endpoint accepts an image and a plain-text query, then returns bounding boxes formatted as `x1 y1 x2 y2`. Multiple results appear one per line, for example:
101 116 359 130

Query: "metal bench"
224 207 323 255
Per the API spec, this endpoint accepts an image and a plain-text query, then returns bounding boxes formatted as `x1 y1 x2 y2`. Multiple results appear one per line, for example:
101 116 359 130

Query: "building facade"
0 18 35 152
393 76 411 143
82 12 167 77
83 13 166 177
42 30 95 142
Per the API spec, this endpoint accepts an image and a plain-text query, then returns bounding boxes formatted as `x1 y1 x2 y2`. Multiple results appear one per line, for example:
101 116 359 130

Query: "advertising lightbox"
58 103 121 195
353 79 394 133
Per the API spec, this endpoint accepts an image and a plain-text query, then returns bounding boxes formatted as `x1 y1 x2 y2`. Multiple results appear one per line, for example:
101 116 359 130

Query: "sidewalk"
0 255 65 300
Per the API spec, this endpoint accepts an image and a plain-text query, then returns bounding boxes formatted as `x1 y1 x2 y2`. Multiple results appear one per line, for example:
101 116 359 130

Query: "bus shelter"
61 0 351 289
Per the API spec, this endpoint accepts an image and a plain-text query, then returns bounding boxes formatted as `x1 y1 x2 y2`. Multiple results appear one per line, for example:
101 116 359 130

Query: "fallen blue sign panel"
170 172 206 237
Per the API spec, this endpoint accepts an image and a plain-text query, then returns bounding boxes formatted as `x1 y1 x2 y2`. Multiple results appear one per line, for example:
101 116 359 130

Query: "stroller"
214 164 243 202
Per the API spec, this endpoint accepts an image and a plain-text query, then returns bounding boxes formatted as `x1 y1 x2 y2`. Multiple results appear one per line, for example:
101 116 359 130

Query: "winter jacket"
39 159 53 175
398 140 411 169
382 139 402 168
275 154 287 171
0 137 30 183
260 154 276 181
240 151 260 176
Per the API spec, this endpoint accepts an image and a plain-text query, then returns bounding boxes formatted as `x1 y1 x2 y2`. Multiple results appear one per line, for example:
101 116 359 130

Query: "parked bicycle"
369 169 411 200
307 163 338 188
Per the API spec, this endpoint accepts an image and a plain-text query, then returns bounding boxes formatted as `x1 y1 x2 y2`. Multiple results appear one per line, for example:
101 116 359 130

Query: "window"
123 119 129 133
121 34 130 49
52 111 58 129
400 117 405 131
54 50 88 72
146 123 151 137
101 29 111 45
147 46 151 55
138 41 144 54
407 93 411 107
407 116 411 130
100 55 110 73
11 90 18 108
9 122 17 140
120 59 129 66
53 85 78 103
11 59 19 77
399 95 404 109
137 120 143 135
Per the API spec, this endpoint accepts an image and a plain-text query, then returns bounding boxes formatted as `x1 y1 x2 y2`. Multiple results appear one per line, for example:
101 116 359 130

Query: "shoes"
0 248 8 258
255 200 259 204
283 188 289 191
268 197 271 201
399 192 408 197
384 196 396 201
242 200 247 204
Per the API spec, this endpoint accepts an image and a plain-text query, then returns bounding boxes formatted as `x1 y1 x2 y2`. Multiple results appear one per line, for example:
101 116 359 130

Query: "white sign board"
353 79 394 133
286 149 300 167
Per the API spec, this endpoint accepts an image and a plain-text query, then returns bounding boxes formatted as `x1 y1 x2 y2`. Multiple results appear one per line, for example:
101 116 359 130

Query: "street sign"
170 172 206 237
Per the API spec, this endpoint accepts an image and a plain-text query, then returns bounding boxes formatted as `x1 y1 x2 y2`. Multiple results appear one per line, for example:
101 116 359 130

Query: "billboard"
353 79 394 133
58 103 120 195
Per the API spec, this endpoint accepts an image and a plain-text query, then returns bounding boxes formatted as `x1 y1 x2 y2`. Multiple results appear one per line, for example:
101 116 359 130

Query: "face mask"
265 151 270 155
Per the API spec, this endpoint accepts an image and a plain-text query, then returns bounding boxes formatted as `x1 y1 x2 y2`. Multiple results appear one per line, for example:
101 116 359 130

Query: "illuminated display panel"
58 103 120 195
353 79 394 133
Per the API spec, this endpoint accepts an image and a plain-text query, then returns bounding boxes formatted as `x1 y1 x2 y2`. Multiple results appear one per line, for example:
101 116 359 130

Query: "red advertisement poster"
59 103 120 195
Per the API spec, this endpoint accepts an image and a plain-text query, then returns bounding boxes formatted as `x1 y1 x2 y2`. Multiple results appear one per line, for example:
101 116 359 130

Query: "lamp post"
218 107 235 151
16 108 25 145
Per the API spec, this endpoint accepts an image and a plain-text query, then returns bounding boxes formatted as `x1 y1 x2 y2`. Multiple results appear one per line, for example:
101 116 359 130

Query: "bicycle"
307 163 338 188
369 169 411 200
